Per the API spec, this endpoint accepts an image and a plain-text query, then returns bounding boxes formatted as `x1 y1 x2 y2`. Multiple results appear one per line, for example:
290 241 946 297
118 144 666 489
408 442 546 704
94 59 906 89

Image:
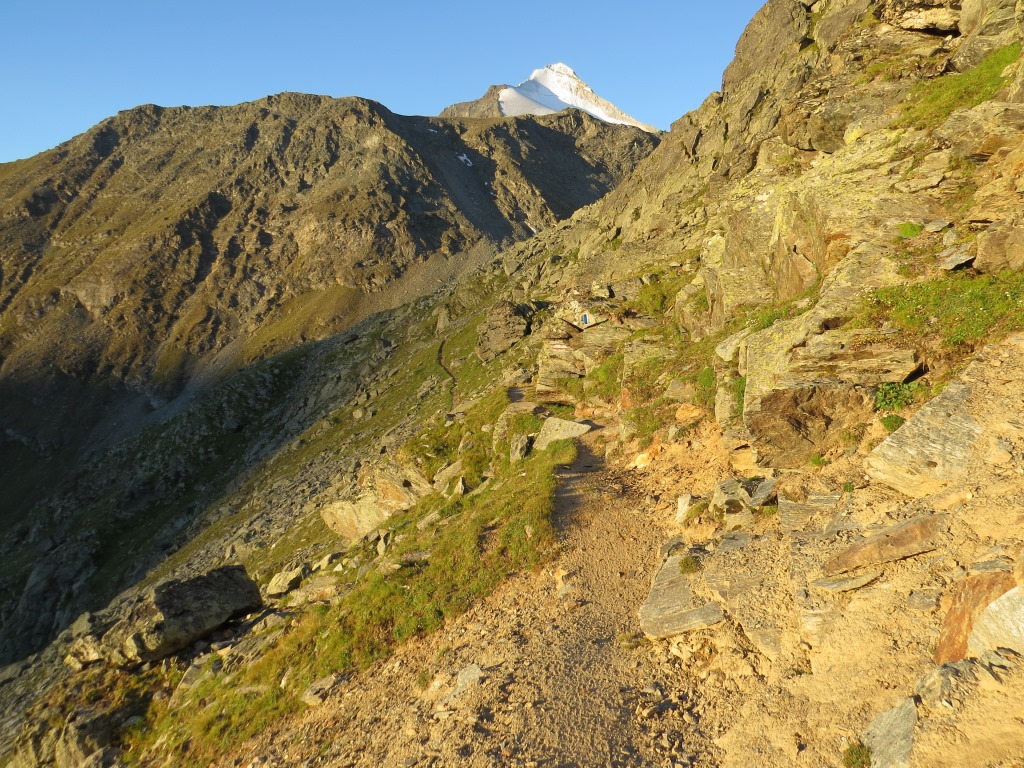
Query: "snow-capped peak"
497 64 657 133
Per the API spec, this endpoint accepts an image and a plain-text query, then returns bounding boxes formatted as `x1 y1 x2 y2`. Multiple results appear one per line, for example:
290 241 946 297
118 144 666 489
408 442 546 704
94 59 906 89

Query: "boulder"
967 586 1024 656
975 216 1024 273
935 571 1017 664
318 461 430 542
639 555 725 639
864 698 917 768
266 565 309 598
823 514 948 576
866 382 983 498
97 565 262 666
509 433 531 463
533 417 591 451
475 302 531 362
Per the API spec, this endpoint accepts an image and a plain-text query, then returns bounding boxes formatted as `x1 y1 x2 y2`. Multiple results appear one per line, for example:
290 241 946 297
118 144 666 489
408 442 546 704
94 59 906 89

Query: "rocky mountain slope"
0 97 656 664
7 1 1024 767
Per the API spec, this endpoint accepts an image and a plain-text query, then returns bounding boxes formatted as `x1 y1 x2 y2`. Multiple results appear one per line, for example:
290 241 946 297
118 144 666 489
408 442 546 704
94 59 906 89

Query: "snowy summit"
497 64 657 133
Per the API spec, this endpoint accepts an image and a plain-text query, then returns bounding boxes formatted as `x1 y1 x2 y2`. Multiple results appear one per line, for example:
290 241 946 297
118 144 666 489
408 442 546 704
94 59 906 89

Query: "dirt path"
233 428 726 767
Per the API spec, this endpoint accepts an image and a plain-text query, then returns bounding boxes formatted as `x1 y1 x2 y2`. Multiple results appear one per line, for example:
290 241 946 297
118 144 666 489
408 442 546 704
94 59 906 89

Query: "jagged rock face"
0 94 656 396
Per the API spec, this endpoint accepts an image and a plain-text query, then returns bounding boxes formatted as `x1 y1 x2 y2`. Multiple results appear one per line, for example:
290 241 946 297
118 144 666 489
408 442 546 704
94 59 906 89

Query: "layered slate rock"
823 514 948 576
866 382 983 497
639 555 725 639
92 566 262 666
864 698 917 768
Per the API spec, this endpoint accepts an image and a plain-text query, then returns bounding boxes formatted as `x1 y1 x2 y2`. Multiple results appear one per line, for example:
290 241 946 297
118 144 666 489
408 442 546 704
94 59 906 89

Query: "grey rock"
866 382 983 498
968 586 1024 657
98 565 263 666
534 417 591 451
444 664 486 704
301 673 344 706
266 565 308 598
509 433 531 463
432 460 465 493
864 698 917 768
639 555 725 639
475 302 531 362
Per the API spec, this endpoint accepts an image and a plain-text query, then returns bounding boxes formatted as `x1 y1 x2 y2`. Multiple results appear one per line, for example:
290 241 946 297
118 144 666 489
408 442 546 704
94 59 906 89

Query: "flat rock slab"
865 698 917 768
534 417 591 451
866 381 982 498
968 586 1024 657
823 513 947 576
935 571 1016 664
812 570 881 594
639 555 725 639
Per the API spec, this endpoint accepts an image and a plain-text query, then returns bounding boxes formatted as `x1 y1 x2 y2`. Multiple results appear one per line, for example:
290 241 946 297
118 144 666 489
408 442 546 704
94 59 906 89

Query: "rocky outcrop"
475 302 532 361
68 565 262 667
317 461 431 542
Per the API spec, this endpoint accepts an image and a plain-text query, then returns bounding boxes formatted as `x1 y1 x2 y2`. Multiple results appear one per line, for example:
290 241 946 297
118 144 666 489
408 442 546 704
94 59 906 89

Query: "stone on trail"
533 417 591 451
639 555 725 639
864 698 917 768
865 382 983 498
822 514 948 576
967 586 1024 658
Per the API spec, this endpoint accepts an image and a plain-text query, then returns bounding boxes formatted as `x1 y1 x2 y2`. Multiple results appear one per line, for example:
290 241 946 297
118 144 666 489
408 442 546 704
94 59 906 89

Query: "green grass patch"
874 381 920 412
897 43 1021 130
587 353 624 401
897 222 924 240
693 366 717 409
678 555 701 574
880 414 906 433
861 270 1024 348
842 741 872 768
731 376 746 417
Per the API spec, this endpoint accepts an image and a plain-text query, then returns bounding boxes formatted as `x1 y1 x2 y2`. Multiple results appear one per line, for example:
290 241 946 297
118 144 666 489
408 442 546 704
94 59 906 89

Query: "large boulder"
475 302 531 362
865 381 983 497
88 565 262 666
318 461 430 542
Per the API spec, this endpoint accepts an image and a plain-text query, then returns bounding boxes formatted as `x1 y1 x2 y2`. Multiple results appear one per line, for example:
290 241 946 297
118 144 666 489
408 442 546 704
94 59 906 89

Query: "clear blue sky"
0 1 767 163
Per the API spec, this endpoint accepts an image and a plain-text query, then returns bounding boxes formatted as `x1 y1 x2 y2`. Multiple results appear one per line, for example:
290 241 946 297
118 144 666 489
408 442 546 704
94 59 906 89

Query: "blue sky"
0 1 766 162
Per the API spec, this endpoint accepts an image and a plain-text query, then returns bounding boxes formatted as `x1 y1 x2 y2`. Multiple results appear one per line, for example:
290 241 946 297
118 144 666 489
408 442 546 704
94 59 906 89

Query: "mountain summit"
442 63 658 132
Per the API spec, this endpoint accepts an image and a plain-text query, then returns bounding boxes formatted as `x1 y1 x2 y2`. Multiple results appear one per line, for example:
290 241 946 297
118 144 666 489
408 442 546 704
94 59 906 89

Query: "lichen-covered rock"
533 417 591 451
